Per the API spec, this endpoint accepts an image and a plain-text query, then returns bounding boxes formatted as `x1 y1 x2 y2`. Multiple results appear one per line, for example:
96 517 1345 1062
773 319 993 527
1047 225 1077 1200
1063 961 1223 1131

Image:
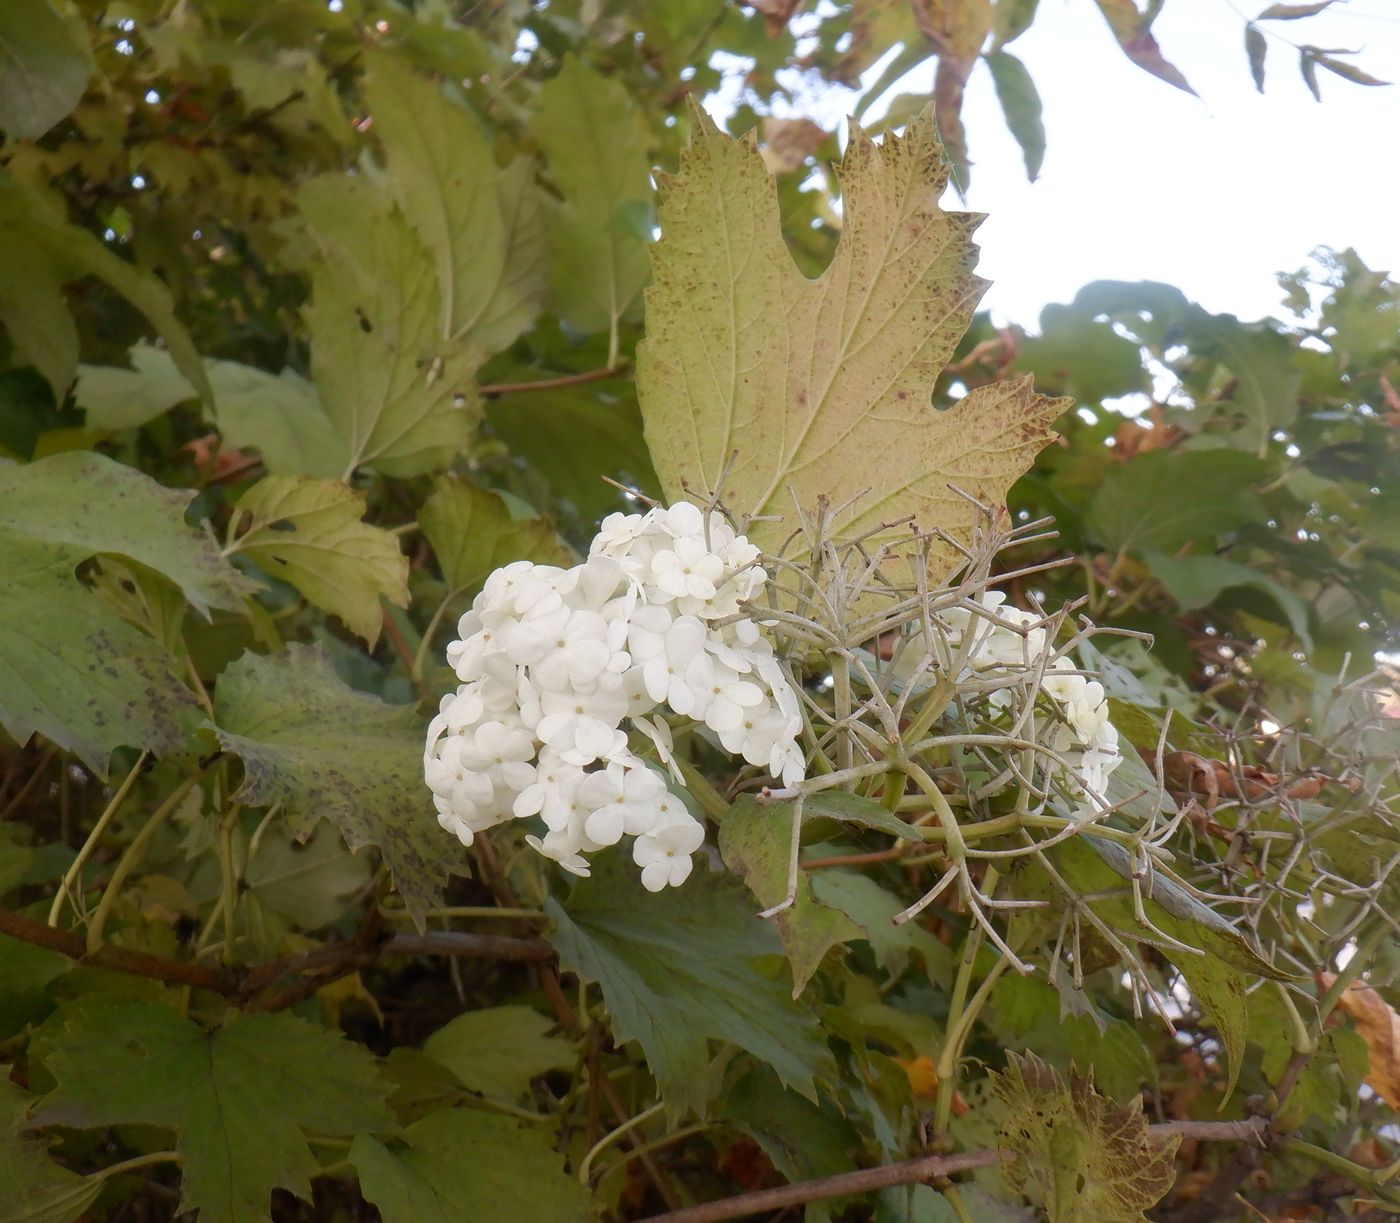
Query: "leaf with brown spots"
211 644 451 926
0 452 257 773
993 1052 1180 1222
638 102 1064 587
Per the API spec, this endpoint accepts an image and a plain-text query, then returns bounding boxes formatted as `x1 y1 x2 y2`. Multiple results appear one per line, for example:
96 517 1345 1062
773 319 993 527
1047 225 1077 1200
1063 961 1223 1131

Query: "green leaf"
723 1064 858 1204
1087 450 1267 557
0 1 93 140
0 1080 101 1223
1141 550 1311 646
0 175 207 401
422 1006 574 1101
226 476 410 646
0 245 77 400
351 1108 590 1223
547 859 835 1118
1245 24 1267 91
0 451 253 615
0 452 256 772
418 477 572 596
74 344 204 432
1064 1016 1157 1102
1300 47 1322 100
719 797 863 996
203 363 343 476
242 820 371 931
992 1052 1179 1222
1016 304 1149 405
1192 318 1301 453
638 103 1064 584
991 0 1042 49
1053 836 1295 1099
0 933 69 1040
809 870 953 983
75 345 343 476
37 1004 392 1223
211 644 451 925
485 386 660 521
804 789 938 841
364 55 545 353
535 55 653 336
298 176 478 478
986 51 1046 180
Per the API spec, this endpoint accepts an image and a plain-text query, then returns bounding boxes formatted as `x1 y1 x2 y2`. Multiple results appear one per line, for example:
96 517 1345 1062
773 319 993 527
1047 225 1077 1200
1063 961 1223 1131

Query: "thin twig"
641 1119 1270 1223
0 904 551 1004
479 365 620 396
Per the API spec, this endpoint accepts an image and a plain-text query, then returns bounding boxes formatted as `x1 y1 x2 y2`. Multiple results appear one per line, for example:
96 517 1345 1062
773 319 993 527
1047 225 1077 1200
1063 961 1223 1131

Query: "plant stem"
478 364 620 396
638 1121 1269 1223
48 751 151 927
596 1121 710 1184
1282 1137 1384 1186
87 772 203 953
379 905 547 922
578 1100 666 1184
218 803 243 965
411 587 465 683
96 1150 182 1179
902 758 967 861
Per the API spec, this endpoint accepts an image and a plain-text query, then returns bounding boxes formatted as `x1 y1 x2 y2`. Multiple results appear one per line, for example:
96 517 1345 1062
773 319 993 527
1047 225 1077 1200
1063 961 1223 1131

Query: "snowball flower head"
425 501 804 889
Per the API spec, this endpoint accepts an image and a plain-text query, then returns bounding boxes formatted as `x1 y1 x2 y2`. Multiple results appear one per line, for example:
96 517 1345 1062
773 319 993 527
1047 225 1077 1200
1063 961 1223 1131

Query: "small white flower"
634 714 683 785
650 536 726 603
593 510 656 554
633 815 705 891
656 501 705 538
629 611 707 708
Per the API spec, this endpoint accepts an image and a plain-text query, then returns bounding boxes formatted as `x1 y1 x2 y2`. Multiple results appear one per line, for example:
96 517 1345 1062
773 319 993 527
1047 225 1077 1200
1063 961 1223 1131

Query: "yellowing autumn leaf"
638 102 1065 581
226 476 410 646
993 1052 1179 1223
1321 973 1400 1112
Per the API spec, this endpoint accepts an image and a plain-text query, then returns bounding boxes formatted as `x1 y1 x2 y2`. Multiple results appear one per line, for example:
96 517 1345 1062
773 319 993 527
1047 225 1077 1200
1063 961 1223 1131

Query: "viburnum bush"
1 3 1398 1223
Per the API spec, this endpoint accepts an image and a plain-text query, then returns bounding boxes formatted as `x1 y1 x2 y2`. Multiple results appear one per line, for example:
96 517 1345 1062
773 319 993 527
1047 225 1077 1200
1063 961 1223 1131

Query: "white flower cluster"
893 591 1121 813
424 502 804 891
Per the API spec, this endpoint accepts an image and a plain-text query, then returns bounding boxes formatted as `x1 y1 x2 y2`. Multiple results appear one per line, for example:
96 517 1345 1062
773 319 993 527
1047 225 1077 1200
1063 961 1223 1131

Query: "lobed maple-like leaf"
992 1052 1179 1222
226 476 410 647
547 858 835 1120
37 1004 392 1223
637 101 1064 584
211 644 451 925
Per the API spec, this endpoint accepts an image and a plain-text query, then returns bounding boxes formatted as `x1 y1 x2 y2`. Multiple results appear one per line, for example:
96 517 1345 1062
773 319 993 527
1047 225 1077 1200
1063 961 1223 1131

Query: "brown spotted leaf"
637 102 1064 585
993 1052 1180 1222
211 644 450 925
0 452 257 774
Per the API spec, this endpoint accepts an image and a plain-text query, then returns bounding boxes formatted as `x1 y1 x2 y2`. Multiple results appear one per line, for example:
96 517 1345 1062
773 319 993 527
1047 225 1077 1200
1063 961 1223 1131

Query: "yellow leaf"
1324 975 1400 1112
317 971 384 1029
638 102 1065 588
898 1053 940 1098
227 476 410 646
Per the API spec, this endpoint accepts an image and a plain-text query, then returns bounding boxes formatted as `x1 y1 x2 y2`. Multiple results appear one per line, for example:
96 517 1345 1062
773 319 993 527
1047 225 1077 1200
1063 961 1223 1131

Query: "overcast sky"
718 1 1400 330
